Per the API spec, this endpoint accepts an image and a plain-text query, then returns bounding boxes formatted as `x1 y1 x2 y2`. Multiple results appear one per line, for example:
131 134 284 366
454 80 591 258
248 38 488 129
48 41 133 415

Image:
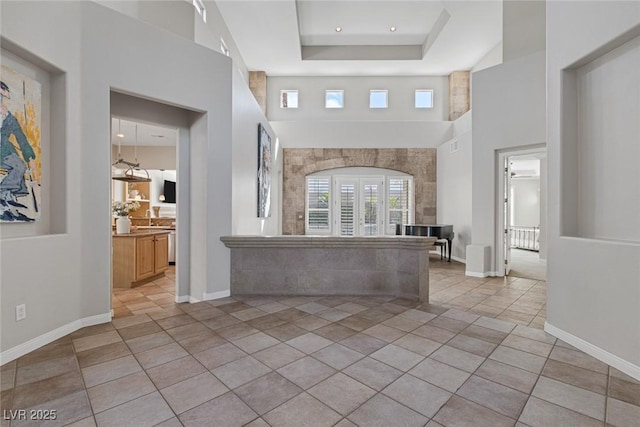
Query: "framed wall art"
257 123 271 218
1 65 42 222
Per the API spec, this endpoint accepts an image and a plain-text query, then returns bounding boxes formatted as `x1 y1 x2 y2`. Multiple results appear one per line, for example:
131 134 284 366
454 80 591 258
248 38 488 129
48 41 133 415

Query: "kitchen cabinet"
113 230 169 288
154 233 169 273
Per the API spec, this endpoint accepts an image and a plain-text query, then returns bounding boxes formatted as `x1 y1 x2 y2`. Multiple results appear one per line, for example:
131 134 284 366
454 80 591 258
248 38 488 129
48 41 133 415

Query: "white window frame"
415 89 434 109
305 170 413 237
334 177 358 236
220 38 230 57
387 176 414 234
192 0 207 23
280 90 299 109
369 90 388 109
305 176 331 235
359 177 385 236
325 90 344 109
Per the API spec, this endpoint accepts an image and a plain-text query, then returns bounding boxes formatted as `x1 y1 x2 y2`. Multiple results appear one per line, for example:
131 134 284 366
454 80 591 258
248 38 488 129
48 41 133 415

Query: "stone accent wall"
283 148 437 235
449 71 470 121
249 71 267 114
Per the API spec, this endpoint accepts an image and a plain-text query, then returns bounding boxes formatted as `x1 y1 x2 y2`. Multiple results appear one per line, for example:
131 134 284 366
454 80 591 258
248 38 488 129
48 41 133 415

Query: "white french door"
336 179 357 236
334 177 384 236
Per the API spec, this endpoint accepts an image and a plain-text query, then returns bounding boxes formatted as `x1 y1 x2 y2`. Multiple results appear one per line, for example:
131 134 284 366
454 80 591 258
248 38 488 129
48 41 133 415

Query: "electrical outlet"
16 304 26 321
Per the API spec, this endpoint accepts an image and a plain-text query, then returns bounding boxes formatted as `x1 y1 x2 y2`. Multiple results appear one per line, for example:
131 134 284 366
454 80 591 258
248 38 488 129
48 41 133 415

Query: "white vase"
116 216 131 234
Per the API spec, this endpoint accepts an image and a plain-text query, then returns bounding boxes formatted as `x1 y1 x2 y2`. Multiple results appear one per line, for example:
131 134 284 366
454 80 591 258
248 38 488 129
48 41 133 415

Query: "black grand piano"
396 224 455 262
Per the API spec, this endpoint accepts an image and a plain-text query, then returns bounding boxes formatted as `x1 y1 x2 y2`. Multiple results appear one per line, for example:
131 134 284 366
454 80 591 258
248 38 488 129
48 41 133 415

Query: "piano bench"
433 240 447 260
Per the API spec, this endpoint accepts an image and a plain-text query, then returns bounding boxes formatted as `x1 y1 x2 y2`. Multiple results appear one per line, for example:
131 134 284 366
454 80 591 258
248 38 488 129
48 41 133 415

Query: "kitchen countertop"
112 229 171 237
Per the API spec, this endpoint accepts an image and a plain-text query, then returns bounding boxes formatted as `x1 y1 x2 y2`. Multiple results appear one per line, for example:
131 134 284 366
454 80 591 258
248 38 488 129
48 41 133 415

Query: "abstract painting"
1 65 42 222
258 123 271 218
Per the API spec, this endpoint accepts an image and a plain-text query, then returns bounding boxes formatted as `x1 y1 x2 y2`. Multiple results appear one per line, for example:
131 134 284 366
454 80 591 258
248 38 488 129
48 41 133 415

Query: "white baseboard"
465 271 489 278
465 270 500 278
451 256 466 264
545 322 640 382
203 290 231 301
0 312 112 366
179 290 230 304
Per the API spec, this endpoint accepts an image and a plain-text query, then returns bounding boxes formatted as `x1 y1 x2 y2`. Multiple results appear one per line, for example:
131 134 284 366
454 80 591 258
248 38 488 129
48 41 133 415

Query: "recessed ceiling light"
151 134 166 139
390 26 397 32
335 26 342 32
116 132 124 138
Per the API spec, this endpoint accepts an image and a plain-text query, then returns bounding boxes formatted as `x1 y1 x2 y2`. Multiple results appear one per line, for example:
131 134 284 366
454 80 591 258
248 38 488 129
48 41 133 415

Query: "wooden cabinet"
113 231 169 288
135 235 156 280
154 233 169 274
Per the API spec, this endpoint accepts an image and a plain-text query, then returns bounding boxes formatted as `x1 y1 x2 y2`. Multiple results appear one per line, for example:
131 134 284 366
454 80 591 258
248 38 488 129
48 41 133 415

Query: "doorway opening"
110 117 179 316
497 148 547 280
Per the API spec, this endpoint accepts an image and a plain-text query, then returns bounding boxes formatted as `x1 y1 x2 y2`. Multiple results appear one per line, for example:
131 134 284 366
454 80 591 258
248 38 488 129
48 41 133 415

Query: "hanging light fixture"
158 169 166 201
112 120 151 183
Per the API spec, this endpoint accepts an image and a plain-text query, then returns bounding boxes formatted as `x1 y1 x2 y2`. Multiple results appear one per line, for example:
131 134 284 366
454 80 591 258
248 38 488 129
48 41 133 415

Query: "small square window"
280 90 299 108
325 90 344 108
369 90 388 109
415 90 433 108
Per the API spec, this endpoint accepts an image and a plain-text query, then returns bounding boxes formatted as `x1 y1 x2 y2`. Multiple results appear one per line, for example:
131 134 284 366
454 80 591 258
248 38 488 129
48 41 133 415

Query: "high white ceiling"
215 0 503 76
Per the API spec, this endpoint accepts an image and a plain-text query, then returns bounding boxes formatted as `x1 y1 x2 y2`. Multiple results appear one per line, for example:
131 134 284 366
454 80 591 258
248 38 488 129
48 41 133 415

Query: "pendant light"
158 169 166 201
112 119 151 183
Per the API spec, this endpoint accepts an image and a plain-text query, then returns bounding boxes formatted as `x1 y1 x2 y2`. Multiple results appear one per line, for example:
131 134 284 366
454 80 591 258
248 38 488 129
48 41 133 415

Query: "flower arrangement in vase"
112 200 140 234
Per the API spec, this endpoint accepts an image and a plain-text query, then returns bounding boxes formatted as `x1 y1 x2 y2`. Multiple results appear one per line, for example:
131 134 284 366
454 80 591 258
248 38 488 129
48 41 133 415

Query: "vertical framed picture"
258 123 271 218
1 65 42 222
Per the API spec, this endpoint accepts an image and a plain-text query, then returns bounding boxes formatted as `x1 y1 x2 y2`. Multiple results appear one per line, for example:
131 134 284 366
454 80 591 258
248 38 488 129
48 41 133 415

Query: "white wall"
231 71 282 235
539 156 547 260
93 0 250 80
470 51 546 275
437 111 472 261
271 121 453 149
267 76 449 122
472 42 503 73
0 1 234 359
547 1 640 378
197 0 250 81
574 36 640 242
503 0 546 62
511 178 540 227
111 146 177 170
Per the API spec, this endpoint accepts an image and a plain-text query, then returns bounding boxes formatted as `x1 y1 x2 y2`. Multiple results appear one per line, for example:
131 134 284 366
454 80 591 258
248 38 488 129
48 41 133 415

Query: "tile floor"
2 258 639 426
114 259 547 330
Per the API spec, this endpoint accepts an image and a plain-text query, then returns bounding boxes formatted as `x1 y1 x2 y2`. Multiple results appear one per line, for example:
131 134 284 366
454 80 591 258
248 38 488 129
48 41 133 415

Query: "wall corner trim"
545 322 640 382
203 290 231 301
175 295 190 303
0 312 112 365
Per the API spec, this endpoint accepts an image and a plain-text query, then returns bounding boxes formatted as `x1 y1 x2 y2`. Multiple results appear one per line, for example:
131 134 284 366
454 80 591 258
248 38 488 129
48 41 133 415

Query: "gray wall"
232 71 282 235
0 1 236 356
268 76 453 150
471 51 547 274
437 112 472 261
546 0 640 378
503 0 546 62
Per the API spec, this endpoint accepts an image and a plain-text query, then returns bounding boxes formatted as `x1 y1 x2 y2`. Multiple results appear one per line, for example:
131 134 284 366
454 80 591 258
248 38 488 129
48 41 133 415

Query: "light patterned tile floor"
2 257 638 426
